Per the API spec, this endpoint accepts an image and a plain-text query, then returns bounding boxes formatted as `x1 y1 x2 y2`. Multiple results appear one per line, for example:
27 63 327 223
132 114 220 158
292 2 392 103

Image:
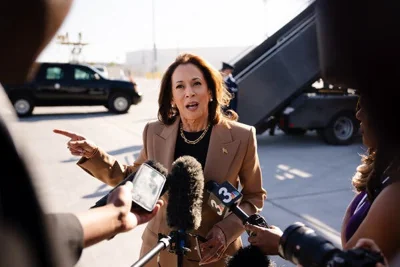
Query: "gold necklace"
180 123 211 145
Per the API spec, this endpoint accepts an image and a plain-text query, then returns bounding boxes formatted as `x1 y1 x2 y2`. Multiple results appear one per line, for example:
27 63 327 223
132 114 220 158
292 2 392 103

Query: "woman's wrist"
86 146 99 159
112 204 131 234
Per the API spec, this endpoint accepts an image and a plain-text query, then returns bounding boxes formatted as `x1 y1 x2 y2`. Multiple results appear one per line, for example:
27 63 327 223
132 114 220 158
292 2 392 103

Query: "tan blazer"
78 117 267 267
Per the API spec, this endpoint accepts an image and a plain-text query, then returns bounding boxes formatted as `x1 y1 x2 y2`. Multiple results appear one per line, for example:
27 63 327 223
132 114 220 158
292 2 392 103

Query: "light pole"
263 0 270 38
152 0 158 73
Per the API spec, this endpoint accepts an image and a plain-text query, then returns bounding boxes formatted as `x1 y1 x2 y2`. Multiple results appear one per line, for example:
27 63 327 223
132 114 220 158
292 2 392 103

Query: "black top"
174 127 212 169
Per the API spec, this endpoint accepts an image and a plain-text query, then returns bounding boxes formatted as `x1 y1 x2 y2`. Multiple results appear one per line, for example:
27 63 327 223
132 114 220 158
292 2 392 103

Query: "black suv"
3 62 142 117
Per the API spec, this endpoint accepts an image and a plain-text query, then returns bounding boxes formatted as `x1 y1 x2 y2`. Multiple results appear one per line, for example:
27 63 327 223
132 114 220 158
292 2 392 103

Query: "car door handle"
54 83 60 89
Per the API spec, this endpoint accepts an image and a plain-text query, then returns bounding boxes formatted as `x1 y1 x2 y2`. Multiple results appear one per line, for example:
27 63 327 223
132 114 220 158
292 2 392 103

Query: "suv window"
74 68 95 80
45 67 64 80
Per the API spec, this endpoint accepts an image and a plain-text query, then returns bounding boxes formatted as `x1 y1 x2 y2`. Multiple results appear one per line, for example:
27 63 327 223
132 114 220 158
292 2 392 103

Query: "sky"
38 0 312 63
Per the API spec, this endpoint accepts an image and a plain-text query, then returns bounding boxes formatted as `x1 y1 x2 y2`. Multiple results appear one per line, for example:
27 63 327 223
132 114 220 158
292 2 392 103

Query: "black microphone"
206 181 272 267
226 245 272 267
206 180 269 233
91 160 168 209
166 155 204 231
206 180 243 219
131 156 204 267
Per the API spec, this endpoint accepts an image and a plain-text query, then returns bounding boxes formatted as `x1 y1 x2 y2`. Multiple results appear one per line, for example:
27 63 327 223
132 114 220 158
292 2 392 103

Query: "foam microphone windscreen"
166 155 204 231
226 245 271 267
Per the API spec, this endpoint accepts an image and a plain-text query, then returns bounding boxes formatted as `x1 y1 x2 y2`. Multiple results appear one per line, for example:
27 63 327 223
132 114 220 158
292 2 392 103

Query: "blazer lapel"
204 123 240 183
153 118 180 172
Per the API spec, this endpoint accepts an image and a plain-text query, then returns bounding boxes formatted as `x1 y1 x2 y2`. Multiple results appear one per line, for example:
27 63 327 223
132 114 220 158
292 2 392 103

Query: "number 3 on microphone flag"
207 181 243 217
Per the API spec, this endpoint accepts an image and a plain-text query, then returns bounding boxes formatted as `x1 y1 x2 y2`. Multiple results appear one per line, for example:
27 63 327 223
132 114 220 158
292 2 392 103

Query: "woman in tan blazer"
55 53 267 267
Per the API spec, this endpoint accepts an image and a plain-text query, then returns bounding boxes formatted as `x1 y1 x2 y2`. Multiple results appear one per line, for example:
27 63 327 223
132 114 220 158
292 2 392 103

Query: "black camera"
278 222 385 267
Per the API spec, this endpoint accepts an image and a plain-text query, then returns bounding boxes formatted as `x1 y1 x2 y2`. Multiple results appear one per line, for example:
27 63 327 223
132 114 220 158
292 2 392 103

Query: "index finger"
53 129 79 138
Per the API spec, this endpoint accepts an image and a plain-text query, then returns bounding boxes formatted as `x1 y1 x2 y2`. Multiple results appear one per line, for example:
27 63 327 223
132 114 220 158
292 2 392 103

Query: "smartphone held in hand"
131 163 167 212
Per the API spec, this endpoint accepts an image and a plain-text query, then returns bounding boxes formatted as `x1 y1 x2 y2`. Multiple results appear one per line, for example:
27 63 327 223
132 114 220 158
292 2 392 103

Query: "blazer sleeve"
76 122 150 187
215 126 267 245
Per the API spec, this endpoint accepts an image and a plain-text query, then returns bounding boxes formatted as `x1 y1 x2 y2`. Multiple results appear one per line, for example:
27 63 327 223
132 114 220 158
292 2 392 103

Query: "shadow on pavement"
18 110 117 122
61 145 143 163
82 183 110 199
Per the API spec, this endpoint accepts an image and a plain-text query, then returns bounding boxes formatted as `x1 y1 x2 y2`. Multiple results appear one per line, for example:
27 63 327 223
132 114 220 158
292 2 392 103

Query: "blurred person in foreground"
54 53 267 267
243 87 400 265
0 1 163 266
241 0 400 263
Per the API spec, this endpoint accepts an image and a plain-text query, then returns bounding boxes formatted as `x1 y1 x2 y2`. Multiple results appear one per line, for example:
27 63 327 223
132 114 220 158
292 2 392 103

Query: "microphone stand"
131 230 191 267
131 234 172 267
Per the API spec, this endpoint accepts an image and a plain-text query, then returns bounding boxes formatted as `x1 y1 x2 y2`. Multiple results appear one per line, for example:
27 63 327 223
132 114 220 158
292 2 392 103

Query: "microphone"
167 155 204 231
131 156 204 267
206 181 243 219
206 181 272 267
206 180 269 233
226 245 271 267
91 160 168 209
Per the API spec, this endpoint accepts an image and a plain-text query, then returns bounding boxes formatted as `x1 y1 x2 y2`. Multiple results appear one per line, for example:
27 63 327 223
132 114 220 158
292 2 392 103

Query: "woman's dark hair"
358 89 399 201
157 53 238 126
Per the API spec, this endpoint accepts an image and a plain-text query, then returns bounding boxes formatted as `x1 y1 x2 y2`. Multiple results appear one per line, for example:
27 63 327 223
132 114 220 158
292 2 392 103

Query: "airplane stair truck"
232 2 359 145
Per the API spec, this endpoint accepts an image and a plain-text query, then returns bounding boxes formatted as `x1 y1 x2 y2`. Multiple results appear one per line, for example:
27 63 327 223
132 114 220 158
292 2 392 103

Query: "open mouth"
186 102 199 110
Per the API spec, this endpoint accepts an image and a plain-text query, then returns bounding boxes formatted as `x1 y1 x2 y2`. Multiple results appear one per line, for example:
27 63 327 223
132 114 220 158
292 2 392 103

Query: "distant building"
125 46 251 77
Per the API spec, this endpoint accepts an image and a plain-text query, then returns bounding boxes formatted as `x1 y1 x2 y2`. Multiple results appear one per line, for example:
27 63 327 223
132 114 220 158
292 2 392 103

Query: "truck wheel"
108 93 131 114
12 96 34 117
320 112 358 145
282 128 307 135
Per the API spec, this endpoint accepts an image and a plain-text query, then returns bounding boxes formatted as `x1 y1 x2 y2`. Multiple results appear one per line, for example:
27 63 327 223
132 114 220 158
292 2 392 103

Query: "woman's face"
171 63 212 123
356 101 377 148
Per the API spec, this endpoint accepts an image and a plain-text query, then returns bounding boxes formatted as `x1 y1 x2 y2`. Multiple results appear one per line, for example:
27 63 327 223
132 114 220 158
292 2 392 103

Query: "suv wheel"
108 93 131 114
12 96 34 117
319 112 358 145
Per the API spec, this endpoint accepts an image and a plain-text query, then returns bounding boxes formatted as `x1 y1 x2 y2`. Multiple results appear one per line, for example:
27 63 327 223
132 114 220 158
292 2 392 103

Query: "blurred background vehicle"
93 65 109 78
3 62 142 117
